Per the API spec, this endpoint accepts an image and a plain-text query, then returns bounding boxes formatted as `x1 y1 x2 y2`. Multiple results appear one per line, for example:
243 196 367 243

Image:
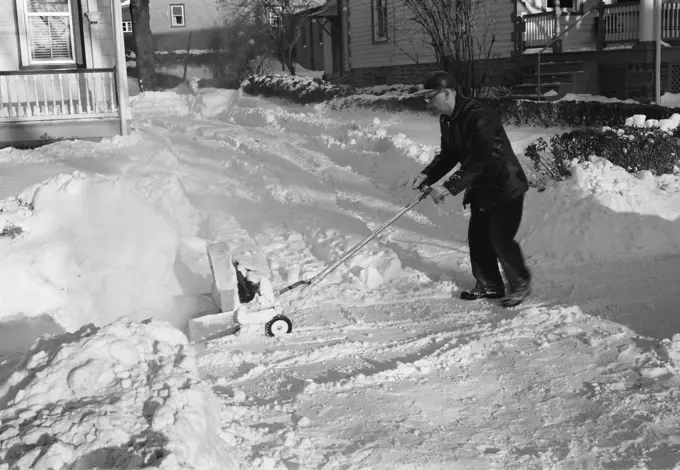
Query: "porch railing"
600 0 680 44
0 68 118 122
523 12 556 48
662 1 680 40
519 0 680 52
603 3 640 43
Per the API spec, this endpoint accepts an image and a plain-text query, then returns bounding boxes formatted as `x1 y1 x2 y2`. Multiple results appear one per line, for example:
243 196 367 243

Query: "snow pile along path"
522 156 680 265
0 318 237 470
0 172 189 331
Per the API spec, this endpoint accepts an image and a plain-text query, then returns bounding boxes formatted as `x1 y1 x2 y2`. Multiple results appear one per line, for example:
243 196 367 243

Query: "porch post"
639 0 655 42
110 0 130 135
339 0 350 74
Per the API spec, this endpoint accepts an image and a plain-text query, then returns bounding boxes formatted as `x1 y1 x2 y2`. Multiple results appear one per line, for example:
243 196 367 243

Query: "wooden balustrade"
523 12 556 48
0 68 118 122
518 1 680 52
663 1 680 40
603 3 640 43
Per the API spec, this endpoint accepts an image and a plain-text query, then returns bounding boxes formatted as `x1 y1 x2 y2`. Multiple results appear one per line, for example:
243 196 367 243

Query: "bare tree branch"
218 0 324 75
401 0 499 98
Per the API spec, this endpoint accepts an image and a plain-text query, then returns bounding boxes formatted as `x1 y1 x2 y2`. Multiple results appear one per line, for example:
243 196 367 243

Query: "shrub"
525 127 680 184
1 224 23 239
484 99 680 128
240 72 680 127
242 73 350 103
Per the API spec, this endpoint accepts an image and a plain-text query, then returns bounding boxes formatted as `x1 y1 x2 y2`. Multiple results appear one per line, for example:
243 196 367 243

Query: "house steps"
509 60 587 101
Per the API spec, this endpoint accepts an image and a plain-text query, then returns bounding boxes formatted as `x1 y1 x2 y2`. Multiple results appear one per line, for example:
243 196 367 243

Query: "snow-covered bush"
491 99 680 128
241 73 348 103
240 73 680 128
525 127 680 186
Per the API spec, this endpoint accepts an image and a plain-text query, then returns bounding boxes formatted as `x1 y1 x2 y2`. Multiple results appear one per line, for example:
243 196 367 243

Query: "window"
170 4 185 27
268 7 282 28
372 0 389 42
122 21 132 33
301 26 307 47
318 22 323 45
22 0 76 64
546 0 574 8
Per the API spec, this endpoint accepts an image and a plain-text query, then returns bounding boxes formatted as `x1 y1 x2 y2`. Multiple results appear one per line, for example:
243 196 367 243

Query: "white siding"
478 0 515 58
2 0 109 71
350 0 434 69
0 2 20 70
349 0 516 70
150 0 223 36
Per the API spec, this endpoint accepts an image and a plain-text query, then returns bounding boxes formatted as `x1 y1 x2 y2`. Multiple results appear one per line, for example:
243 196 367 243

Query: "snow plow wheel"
265 315 293 337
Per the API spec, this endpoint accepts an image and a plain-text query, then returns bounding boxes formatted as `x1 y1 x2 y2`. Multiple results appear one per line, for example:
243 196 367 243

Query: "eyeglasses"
424 88 446 103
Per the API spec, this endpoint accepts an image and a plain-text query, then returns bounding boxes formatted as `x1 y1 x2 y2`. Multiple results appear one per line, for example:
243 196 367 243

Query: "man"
412 70 532 308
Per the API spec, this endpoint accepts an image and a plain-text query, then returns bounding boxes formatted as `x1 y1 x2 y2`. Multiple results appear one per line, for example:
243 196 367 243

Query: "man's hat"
413 70 456 95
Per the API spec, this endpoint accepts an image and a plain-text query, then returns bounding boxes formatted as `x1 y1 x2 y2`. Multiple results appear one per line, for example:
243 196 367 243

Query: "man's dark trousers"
468 195 530 292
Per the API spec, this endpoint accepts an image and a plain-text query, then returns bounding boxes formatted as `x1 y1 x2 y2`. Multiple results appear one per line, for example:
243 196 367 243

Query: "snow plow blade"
187 241 287 342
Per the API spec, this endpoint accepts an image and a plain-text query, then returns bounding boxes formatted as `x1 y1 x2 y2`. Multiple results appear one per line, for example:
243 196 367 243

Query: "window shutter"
25 0 74 63
29 16 73 60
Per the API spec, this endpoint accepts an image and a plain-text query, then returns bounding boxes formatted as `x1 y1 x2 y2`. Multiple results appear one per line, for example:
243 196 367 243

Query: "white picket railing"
0 68 118 121
523 12 556 48
604 1 680 43
603 3 640 43
663 1 680 40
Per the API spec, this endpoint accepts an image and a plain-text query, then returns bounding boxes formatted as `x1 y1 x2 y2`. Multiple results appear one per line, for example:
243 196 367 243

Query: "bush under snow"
521 156 680 265
0 318 238 470
240 73 680 128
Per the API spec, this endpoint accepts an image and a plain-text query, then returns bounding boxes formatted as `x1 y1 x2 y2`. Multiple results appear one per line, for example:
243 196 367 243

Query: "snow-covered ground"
1 86 680 469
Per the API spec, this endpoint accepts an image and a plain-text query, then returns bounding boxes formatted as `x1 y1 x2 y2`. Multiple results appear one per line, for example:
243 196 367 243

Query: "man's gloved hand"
412 174 429 190
430 186 450 204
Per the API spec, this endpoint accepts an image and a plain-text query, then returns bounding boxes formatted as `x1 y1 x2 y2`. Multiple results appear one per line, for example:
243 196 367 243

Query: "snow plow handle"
276 187 432 297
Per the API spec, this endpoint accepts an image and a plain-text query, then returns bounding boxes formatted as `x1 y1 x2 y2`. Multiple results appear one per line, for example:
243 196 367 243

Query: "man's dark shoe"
500 280 531 308
460 283 505 301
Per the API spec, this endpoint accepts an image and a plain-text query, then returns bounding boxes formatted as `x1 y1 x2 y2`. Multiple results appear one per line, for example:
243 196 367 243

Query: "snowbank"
0 318 238 470
558 93 639 104
0 172 189 331
622 112 680 132
190 89 241 119
522 156 680 265
129 91 193 118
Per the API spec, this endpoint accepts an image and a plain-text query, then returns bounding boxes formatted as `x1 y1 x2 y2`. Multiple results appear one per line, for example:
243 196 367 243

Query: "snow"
660 92 680 108
521 156 680 265
0 318 237 470
1 83 680 468
559 92 639 104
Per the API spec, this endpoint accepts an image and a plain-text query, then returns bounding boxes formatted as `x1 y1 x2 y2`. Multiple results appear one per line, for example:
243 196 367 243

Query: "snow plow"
187 188 432 343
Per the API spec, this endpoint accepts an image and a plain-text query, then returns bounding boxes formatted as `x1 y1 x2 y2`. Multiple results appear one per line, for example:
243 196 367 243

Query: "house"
290 4 328 72
307 0 350 80
1 0 128 146
512 0 680 101
122 0 225 54
311 0 514 86
314 0 680 101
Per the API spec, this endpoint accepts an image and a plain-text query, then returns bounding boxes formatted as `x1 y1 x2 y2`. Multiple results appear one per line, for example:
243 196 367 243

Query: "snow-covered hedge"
525 125 680 187
241 73 349 104
241 73 680 128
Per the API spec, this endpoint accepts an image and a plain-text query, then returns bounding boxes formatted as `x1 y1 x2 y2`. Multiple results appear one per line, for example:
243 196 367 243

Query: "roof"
309 0 338 17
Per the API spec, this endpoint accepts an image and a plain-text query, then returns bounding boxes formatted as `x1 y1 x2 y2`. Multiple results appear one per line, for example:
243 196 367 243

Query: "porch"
0 69 121 145
520 0 680 52
512 0 680 100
